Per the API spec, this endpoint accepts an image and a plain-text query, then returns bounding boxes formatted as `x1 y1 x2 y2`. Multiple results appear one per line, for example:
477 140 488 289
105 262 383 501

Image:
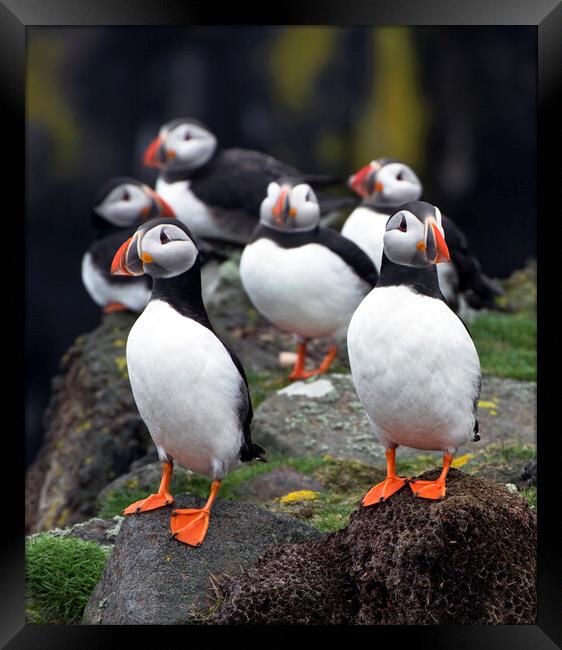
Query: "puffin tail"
240 440 267 463
251 442 268 462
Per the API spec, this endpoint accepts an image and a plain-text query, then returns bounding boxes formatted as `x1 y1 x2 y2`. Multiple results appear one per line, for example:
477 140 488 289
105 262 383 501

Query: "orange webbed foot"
103 302 127 314
170 508 210 547
288 368 322 381
122 492 174 515
409 479 446 500
362 476 406 506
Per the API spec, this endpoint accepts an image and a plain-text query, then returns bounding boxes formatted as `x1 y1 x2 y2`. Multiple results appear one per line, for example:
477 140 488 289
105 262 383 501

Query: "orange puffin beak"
348 163 381 199
158 196 176 218
144 186 176 219
271 187 291 225
143 135 164 168
111 233 145 276
425 218 450 264
432 222 450 263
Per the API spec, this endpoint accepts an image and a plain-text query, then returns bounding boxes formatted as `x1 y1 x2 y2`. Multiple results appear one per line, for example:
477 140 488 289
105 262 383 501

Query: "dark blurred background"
26 26 536 466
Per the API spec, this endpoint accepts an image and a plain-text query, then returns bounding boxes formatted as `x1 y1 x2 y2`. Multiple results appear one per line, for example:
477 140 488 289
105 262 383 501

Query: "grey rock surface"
83 494 322 625
253 374 536 465
96 462 193 511
29 516 124 549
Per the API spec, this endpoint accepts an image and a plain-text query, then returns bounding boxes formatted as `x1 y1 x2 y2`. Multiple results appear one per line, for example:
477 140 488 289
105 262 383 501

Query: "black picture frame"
8 0 560 647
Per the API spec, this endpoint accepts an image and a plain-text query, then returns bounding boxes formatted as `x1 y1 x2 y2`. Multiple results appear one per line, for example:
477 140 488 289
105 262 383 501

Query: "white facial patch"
163 122 217 170
259 182 281 226
94 183 150 227
377 163 422 205
140 224 199 278
383 210 428 268
288 183 320 231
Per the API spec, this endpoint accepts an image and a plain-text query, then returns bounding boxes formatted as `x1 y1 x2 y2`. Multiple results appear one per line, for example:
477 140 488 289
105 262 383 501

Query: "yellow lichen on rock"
451 453 474 468
279 490 320 504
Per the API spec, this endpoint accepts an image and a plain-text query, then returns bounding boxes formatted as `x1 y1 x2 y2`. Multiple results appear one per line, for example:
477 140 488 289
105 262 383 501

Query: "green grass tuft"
469 312 536 381
246 369 288 408
26 534 109 624
519 486 537 509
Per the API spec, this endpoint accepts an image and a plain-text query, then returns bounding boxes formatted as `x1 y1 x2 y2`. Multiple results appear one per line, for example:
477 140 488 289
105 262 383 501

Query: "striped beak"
271 186 292 226
143 135 165 168
111 232 145 276
424 217 450 264
348 162 379 198
142 186 176 219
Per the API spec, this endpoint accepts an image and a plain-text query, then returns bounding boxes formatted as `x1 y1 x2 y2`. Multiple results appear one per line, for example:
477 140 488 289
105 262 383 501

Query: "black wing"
316 228 379 287
442 215 504 309
222 341 266 463
472 375 482 442
192 149 350 217
191 149 302 216
89 229 151 288
317 193 359 215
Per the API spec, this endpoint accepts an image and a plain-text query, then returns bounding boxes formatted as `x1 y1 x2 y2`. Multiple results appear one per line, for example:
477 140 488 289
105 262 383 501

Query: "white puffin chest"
240 237 371 339
156 176 223 240
341 207 388 272
126 300 244 478
347 285 480 452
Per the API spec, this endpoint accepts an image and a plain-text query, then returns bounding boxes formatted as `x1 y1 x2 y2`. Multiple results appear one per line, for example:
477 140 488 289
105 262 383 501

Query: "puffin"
82 177 175 313
347 200 481 503
342 158 504 313
143 117 355 245
111 217 266 546
240 181 378 380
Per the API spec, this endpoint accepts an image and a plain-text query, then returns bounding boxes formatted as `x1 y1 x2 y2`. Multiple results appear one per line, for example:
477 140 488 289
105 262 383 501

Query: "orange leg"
103 302 127 314
289 343 338 381
170 480 221 547
289 342 308 380
409 452 454 500
362 448 407 506
122 461 175 514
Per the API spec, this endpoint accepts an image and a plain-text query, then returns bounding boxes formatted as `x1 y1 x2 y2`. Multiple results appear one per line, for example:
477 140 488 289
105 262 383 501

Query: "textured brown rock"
211 469 536 625
26 312 152 533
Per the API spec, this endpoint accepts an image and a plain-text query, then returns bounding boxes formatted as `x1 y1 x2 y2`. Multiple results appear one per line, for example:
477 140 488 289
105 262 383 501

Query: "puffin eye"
398 215 407 232
122 189 130 201
183 132 192 141
396 171 404 181
160 229 170 244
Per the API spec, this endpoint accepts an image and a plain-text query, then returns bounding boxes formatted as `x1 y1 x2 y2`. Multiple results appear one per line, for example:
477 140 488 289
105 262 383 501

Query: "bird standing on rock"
111 218 266 546
347 201 481 503
240 181 378 380
82 177 175 314
143 117 354 245
343 158 504 313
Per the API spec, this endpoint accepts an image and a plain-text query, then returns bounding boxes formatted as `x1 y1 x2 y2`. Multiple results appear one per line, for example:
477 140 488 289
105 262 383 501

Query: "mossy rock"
253 374 536 466
211 469 536 625
26 312 153 533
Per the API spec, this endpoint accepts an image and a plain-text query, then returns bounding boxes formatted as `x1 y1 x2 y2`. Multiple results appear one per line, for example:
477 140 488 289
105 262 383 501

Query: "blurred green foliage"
26 534 109 624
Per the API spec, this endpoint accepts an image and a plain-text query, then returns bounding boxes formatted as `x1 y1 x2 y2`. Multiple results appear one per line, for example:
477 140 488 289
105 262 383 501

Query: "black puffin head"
93 177 175 228
143 117 217 173
111 218 199 280
348 158 422 208
383 201 450 268
259 180 320 232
